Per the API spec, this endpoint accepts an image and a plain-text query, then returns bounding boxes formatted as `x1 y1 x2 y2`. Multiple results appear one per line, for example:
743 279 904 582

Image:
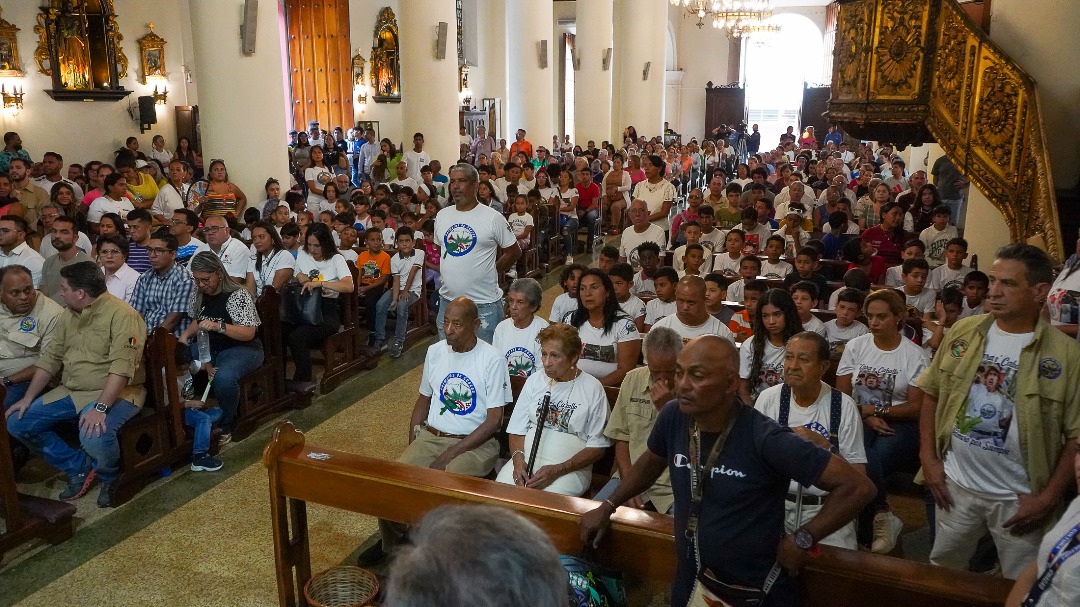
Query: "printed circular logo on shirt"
949 338 969 358
1038 357 1062 380
443 223 477 257
18 316 36 332
505 347 536 377
439 373 477 416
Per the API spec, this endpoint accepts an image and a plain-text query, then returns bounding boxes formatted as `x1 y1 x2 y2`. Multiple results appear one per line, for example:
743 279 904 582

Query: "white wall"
0 0 194 165
666 4 732 141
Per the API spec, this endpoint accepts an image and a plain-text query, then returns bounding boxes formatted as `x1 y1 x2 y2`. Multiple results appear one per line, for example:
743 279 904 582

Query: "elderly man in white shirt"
195 216 249 284
0 216 44 288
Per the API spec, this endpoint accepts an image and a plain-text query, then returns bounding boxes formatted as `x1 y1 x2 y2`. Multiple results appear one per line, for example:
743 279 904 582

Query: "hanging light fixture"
669 0 779 38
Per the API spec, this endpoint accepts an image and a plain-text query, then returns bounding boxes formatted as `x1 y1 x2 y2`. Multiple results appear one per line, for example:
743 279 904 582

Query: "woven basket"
304 566 379 607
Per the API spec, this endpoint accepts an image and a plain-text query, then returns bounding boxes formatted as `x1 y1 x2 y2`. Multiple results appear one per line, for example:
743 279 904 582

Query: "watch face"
795 529 814 549
95 403 108 413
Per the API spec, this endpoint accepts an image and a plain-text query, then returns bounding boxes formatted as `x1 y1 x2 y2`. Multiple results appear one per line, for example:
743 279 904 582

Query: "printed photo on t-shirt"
758 364 783 392
581 342 617 365
1047 288 1080 324
852 367 897 407
535 398 578 433
743 234 761 256
953 357 1019 450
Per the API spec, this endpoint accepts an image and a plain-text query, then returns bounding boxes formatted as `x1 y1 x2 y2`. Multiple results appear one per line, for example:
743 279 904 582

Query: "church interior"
0 0 1079 606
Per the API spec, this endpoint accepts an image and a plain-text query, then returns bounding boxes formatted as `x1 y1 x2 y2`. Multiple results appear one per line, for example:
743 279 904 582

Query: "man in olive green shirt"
5 261 147 508
599 326 680 514
0 264 63 407
917 244 1080 579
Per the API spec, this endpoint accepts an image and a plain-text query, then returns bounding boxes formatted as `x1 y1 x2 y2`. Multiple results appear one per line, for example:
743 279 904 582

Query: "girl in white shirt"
739 288 803 405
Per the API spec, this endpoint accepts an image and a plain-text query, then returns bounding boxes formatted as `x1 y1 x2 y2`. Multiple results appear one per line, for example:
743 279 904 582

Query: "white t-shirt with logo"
929 265 971 292
824 319 869 356
617 295 646 323
836 333 929 408
713 252 742 277
944 322 1033 498
435 203 517 304
651 313 735 344
196 237 251 280
248 249 296 297
619 224 667 272
575 316 641 380
644 298 677 326
755 382 867 496
418 339 512 435
508 212 534 239
293 250 351 299
1047 266 1080 325
550 292 578 325
492 316 548 379
900 287 937 315
760 259 793 279
739 339 787 402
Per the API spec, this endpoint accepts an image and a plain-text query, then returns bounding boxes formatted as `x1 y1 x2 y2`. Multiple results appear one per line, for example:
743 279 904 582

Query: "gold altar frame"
0 8 23 77
137 23 167 84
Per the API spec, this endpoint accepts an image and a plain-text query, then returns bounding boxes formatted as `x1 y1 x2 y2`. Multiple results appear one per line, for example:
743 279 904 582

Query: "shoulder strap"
828 389 842 454
778 384 791 427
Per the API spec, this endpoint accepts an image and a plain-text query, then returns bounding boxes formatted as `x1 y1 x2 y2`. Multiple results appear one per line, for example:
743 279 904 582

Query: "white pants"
930 479 1042 579
784 499 858 550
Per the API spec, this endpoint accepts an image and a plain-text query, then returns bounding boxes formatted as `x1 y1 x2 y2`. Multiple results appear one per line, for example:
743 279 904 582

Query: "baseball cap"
135 159 149 169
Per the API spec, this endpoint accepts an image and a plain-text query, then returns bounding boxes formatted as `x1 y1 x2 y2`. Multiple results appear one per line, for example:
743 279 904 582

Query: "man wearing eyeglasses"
131 232 194 337
169 209 204 266
195 216 247 284
36 203 91 258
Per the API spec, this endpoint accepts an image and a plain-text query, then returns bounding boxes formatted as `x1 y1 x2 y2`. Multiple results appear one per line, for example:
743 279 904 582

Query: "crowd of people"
1 119 1078 606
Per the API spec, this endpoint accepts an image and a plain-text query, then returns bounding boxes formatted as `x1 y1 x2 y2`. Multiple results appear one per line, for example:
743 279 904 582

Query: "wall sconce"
152 85 168 105
1 84 24 110
356 86 368 108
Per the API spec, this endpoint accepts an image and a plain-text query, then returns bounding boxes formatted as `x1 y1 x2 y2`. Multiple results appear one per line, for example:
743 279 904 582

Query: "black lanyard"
687 414 736 537
1023 522 1080 606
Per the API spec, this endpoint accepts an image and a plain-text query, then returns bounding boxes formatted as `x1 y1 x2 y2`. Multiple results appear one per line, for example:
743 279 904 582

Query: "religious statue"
56 4 92 89
370 7 400 103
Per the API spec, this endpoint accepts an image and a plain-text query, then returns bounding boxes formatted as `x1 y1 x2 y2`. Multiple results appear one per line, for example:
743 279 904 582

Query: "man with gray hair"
434 163 521 344
384 504 568 607
597 326 684 513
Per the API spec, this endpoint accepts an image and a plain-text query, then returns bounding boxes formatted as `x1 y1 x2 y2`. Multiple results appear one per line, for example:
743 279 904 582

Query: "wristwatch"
794 527 816 551
93 401 109 414
218 320 227 333
1 376 11 387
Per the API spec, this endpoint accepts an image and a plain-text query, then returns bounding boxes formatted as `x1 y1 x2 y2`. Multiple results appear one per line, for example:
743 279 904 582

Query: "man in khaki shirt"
598 326 680 514
0 264 63 407
5 261 147 508
7 157 48 228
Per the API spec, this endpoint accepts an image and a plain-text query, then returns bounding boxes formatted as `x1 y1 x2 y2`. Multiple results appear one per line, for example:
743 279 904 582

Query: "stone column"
574 0 614 145
399 0 461 168
188 0 291 201
615 0 667 139
505 0 555 145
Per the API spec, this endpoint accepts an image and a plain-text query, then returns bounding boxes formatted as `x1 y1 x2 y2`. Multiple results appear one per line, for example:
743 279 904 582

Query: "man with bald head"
361 296 511 565
582 335 875 607
650 277 735 344
195 215 247 284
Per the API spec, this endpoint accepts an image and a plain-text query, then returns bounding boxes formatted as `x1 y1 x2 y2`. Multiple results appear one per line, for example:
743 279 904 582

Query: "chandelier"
669 0 779 38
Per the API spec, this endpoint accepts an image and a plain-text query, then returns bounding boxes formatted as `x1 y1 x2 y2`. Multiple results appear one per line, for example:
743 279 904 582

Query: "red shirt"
861 225 907 266
576 181 601 213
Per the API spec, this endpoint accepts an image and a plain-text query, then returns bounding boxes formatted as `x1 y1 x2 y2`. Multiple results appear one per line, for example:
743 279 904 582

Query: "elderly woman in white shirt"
97 233 140 303
497 323 612 496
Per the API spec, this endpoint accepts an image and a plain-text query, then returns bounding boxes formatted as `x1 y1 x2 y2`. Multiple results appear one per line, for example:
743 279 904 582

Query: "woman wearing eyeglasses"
97 233 139 304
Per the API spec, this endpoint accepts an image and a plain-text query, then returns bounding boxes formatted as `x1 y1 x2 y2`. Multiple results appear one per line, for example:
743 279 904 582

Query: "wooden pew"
545 202 564 270
318 261 377 393
262 422 1013 607
0 386 77 561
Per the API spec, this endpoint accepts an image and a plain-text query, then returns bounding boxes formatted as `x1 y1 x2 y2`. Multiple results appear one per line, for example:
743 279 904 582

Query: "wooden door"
704 85 745 141
800 85 831 146
174 105 201 156
285 0 354 133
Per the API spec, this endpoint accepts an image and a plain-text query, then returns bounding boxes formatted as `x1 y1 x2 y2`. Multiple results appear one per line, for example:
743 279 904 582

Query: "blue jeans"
437 296 503 345
6 395 139 482
864 419 920 509
941 197 966 230
187 342 265 430
561 216 580 258
581 209 599 245
3 382 29 408
184 406 223 455
374 290 420 342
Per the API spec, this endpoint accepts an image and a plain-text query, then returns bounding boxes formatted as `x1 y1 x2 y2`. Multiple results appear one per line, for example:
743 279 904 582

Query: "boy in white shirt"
884 239 924 287
726 255 761 304
927 237 971 291
549 263 585 324
760 235 793 279
958 270 988 319
609 263 646 333
824 287 869 356
373 227 425 357
678 244 707 279
897 257 936 318
790 281 828 337
712 228 745 277
918 205 958 268
672 222 712 274
631 242 661 299
644 267 679 330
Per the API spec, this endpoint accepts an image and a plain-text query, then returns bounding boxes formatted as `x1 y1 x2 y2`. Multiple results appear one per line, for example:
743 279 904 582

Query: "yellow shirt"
0 292 63 376
127 172 160 207
603 366 674 513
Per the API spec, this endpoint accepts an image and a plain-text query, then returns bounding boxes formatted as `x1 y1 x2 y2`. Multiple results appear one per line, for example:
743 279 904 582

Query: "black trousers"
283 298 340 381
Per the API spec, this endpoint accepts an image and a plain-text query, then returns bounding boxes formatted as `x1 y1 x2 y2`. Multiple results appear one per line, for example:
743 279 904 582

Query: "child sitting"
696 205 725 256
919 205 958 268
790 281 827 337
369 209 395 251
713 228 745 277
928 237 971 291
673 222 712 273
679 244 707 278
924 286 964 355
776 203 811 257
631 241 661 299
726 255 761 303
760 235 793 279
884 239 925 287
281 222 302 258
644 267 679 330
704 273 732 323
609 262 646 332
728 279 767 343
353 195 373 230
897 257 936 318
372 227 425 357
597 245 619 274
783 246 829 299
738 206 773 256
959 270 989 319
824 287 868 355
356 227 392 335
822 210 855 260
827 267 871 310
337 226 359 263
508 194 534 250
420 219 441 314
549 263 586 323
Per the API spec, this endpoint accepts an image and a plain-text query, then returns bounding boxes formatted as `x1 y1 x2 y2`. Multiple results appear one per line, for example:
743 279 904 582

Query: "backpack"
561 554 627 607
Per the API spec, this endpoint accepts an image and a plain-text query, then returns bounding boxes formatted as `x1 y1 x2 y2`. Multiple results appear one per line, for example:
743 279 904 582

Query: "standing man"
509 128 533 160
434 164 520 344
197 216 248 284
131 232 194 337
0 131 30 175
470 125 496 168
5 261 147 508
747 124 761 157
823 125 844 149
0 215 44 288
931 155 969 230
581 336 874 607
401 132 430 183
40 216 92 304
918 244 1080 579
357 128 379 183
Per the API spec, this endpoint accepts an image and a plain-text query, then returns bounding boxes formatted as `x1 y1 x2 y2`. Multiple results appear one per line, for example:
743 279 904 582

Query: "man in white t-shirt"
389 159 420 193
756 332 866 549
618 199 667 272
401 132 430 183
434 164 521 344
650 277 735 347
363 297 511 566
917 244 1080 580
195 216 248 284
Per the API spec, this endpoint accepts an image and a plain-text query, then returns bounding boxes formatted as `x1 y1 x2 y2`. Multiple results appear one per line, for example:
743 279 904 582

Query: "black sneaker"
59 469 97 501
97 480 116 508
355 541 388 567
389 340 404 358
191 453 224 472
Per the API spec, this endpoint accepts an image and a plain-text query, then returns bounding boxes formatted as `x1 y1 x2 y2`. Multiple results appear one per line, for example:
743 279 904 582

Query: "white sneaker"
871 511 903 554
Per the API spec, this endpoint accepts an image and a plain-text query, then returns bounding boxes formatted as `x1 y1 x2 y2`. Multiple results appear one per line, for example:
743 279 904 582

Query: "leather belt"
785 492 826 506
422 422 467 440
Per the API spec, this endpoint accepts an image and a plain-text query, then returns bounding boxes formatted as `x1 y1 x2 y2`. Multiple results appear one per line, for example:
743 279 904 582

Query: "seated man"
598 326 682 513
362 296 510 565
0 265 64 409
4 261 147 507
130 233 194 337
196 216 248 284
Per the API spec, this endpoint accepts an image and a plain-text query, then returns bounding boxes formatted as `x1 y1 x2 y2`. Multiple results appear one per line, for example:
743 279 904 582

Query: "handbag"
283 282 323 326
561 553 627 607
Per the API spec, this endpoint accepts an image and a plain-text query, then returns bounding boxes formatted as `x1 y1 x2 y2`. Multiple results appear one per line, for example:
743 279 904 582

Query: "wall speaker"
435 22 449 59
241 0 259 55
137 95 157 133
602 48 612 71
570 48 580 71
643 61 651 81
537 40 548 69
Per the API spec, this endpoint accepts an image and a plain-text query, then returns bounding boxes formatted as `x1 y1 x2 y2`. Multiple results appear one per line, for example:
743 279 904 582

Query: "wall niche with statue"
34 0 131 101
369 7 400 103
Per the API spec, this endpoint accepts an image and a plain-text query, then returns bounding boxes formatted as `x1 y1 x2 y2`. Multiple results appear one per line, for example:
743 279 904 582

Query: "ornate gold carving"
834 1 872 95
0 7 23 77
370 7 400 103
870 0 926 98
137 23 167 84
33 10 53 76
973 63 1023 172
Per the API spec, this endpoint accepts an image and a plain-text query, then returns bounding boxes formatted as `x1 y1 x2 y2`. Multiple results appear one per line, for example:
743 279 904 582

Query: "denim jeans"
941 197 966 230
374 290 420 342
561 216 580 258
184 406 223 455
581 209 599 245
857 419 920 544
6 396 139 482
3 382 29 408
187 342 265 430
437 296 503 345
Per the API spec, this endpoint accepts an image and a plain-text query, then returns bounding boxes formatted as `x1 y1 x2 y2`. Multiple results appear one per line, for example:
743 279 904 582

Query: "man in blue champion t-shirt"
580 335 874 606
